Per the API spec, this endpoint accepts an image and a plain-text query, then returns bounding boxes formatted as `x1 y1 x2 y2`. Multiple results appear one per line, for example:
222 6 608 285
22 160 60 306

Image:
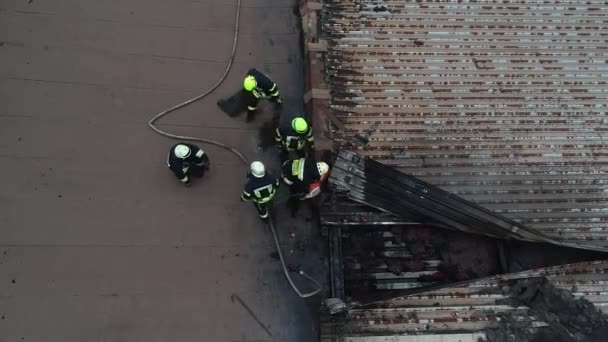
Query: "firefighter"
241 161 280 221
167 143 210 186
281 157 329 199
243 68 283 122
275 115 314 162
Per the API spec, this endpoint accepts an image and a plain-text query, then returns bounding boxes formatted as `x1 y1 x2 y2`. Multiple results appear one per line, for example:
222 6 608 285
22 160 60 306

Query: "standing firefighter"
241 161 280 221
167 143 210 186
275 115 314 162
243 68 283 122
281 157 329 199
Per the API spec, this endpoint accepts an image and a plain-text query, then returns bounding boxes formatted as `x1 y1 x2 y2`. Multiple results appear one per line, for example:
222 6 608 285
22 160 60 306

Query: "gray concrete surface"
0 0 325 341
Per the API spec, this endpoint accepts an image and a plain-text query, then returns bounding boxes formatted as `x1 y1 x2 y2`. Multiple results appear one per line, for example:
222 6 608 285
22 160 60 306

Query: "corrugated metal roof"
323 0 608 250
321 260 608 342
330 149 569 245
322 192 418 226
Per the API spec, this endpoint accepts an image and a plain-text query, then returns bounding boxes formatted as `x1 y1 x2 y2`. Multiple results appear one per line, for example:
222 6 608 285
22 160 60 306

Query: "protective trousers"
254 201 270 220
188 163 206 178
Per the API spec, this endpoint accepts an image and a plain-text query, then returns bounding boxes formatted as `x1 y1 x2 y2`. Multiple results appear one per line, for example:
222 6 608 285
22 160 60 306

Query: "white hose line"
269 216 322 298
147 0 246 164
146 0 321 298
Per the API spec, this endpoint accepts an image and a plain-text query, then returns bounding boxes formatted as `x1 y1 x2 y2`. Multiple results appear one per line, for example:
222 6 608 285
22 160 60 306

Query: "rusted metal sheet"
323 0 608 251
321 193 418 226
321 260 608 341
330 149 607 251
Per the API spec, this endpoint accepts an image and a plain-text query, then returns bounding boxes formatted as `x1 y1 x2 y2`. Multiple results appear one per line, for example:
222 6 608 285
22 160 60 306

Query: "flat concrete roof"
0 0 322 340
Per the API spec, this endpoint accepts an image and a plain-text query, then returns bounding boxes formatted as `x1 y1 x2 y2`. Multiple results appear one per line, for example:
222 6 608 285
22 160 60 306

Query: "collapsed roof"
304 0 608 340
330 149 608 251
321 260 608 342
322 0 608 251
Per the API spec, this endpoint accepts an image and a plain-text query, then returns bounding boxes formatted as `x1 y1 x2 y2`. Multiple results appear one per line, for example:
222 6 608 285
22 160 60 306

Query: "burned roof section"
330 149 608 251
326 208 607 306
337 224 503 295
321 192 415 226
323 0 608 250
321 260 608 342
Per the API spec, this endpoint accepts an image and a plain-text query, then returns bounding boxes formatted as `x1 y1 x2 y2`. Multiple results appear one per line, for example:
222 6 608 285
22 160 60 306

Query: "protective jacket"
275 116 314 151
167 143 209 183
245 68 280 113
241 172 280 204
281 158 320 194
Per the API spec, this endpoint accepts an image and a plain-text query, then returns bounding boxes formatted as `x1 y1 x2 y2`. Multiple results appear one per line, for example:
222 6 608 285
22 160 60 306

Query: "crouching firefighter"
243 68 283 122
275 115 314 162
241 161 280 221
281 157 329 199
167 143 210 186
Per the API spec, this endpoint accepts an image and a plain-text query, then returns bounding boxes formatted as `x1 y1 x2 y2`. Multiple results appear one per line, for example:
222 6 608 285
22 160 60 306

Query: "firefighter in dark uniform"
243 68 283 122
275 115 314 162
281 157 329 198
241 161 280 221
167 143 210 186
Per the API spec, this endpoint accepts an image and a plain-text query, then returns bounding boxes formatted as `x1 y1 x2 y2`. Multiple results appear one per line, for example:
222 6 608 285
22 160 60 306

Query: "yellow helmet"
243 75 257 91
291 117 308 134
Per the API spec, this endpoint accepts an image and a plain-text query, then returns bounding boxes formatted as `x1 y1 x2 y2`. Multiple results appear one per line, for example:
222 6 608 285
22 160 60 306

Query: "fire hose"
147 0 321 298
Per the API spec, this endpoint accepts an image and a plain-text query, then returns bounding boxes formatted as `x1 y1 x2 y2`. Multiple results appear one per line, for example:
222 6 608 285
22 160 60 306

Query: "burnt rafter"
330 149 608 252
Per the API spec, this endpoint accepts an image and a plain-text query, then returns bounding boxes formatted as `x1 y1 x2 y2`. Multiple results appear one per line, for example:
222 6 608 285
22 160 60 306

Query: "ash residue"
501 240 605 274
217 88 279 150
481 277 608 342
258 115 279 150
404 226 500 283
217 89 247 117
482 314 556 342
342 226 501 296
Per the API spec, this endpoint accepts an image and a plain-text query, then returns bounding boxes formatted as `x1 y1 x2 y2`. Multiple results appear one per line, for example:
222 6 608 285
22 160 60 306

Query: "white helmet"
317 162 329 177
250 161 266 178
174 144 191 159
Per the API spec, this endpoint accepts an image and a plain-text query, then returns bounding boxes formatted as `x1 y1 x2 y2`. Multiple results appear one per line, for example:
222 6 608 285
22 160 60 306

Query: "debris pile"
340 224 608 298
483 278 608 342
341 225 501 295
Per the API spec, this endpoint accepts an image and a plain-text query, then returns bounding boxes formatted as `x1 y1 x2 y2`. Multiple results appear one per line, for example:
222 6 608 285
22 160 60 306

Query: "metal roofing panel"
323 0 608 251
321 193 412 226
321 260 608 341
330 149 594 249
340 335 487 342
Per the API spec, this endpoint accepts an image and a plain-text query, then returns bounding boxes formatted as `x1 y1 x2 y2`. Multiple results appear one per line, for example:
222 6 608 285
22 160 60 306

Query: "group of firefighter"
166 68 330 221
